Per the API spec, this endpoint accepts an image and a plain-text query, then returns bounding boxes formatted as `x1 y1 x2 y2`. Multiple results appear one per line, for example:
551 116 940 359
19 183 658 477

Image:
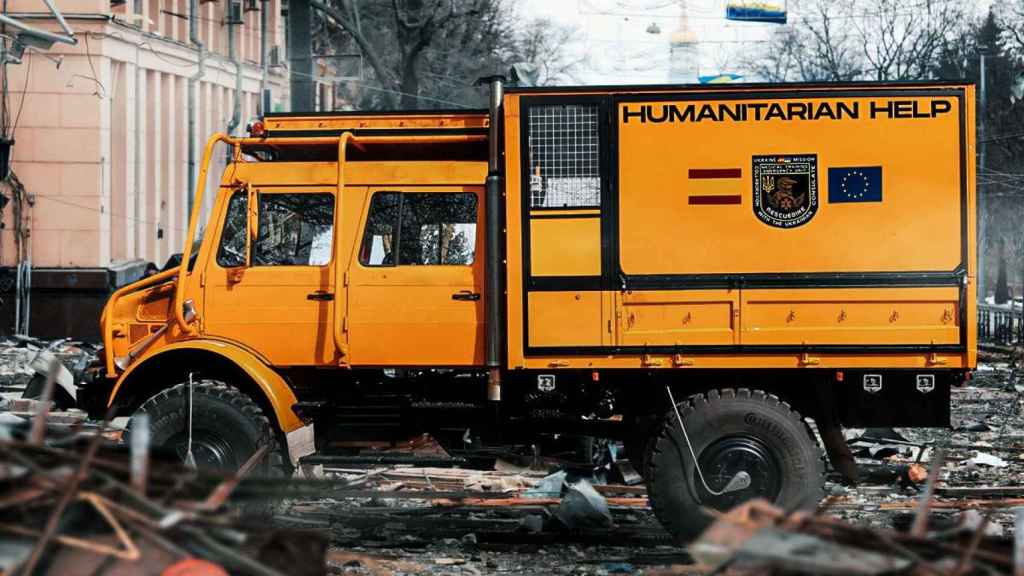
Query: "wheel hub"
168 430 240 470
694 435 782 510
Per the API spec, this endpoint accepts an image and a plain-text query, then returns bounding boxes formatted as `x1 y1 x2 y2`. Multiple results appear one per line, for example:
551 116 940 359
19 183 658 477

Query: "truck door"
346 186 484 366
203 186 338 365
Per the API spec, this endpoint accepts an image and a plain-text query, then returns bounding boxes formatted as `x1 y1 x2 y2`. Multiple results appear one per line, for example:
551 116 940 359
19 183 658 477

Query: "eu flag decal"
828 166 882 203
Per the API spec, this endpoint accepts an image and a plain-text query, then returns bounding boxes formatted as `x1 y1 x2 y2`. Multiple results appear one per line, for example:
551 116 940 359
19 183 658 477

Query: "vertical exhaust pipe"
479 75 505 402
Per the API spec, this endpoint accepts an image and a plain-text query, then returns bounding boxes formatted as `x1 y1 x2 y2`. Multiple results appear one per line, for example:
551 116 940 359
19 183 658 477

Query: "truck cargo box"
504 83 975 370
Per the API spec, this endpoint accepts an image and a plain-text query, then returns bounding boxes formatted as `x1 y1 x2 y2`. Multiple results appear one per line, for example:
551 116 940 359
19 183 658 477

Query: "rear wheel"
646 388 824 543
129 380 288 476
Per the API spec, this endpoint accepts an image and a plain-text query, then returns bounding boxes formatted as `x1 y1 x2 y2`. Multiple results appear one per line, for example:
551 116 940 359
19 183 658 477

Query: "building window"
527 103 601 208
360 192 477 267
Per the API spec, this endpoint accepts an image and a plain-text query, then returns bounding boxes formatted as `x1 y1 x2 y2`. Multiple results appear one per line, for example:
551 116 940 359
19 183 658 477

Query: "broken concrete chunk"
523 470 566 499
958 420 992 432
734 529 912 575
553 478 613 530
517 514 545 534
613 460 643 486
968 452 1009 468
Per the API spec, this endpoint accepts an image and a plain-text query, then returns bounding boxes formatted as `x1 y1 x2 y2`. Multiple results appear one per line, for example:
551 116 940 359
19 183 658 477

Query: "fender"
107 339 305 433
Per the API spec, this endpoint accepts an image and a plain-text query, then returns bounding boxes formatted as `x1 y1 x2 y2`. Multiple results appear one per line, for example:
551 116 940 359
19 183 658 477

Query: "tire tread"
645 387 826 541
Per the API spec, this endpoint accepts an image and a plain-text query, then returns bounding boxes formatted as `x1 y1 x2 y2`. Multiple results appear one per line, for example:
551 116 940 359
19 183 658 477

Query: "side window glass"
359 192 400 266
400 194 477 265
253 193 334 266
360 192 478 267
217 192 248 267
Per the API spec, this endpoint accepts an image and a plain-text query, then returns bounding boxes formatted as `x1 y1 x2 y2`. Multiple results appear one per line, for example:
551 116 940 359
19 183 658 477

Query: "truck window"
360 192 477 267
527 103 601 209
216 192 248 268
252 193 334 267
360 192 399 266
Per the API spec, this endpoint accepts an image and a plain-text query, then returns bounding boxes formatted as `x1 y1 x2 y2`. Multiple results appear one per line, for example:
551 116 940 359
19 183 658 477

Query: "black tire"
129 380 288 476
22 374 76 411
646 388 825 543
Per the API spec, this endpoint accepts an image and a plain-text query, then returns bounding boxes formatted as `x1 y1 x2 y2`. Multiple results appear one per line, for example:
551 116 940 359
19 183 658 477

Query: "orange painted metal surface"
99 82 976 432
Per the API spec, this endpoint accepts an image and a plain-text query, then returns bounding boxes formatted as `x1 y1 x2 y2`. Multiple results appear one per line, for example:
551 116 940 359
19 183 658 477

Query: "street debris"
0 412 328 575
690 498 1012 575
3 338 1024 574
968 452 1010 468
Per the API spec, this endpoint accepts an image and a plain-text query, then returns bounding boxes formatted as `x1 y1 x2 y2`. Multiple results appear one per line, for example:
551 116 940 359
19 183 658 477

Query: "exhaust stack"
479 75 505 400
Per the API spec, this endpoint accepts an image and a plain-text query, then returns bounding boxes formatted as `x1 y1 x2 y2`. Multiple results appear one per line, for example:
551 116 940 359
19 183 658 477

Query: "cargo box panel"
740 287 960 345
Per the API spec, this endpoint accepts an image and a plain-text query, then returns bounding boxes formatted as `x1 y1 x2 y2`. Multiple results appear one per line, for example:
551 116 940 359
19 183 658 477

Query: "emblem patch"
537 374 556 392
752 154 818 228
863 374 883 394
916 374 935 394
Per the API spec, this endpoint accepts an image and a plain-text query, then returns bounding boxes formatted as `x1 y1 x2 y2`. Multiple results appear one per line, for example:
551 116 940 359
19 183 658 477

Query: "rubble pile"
692 498 1015 575
0 414 328 576
824 361 1024 538
0 337 98 392
1 341 1023 574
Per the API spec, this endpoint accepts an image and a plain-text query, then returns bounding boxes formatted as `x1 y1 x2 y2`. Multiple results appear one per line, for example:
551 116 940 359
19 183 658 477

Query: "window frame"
359 190 479 268
213 188 337 270
215 188 250 269
525 101 604 210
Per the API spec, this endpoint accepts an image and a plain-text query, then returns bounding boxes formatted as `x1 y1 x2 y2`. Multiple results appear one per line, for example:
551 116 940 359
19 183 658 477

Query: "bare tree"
852 0 963 80
745 0 966 82
311 0 582 110
516 18 585 85
996 0 1024 56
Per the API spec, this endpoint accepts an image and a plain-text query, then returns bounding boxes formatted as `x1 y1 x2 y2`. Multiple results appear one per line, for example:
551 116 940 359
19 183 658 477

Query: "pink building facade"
0 0 329 337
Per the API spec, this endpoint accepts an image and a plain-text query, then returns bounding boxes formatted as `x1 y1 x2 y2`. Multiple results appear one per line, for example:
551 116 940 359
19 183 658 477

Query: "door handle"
307 291 335 301
451 290 481 301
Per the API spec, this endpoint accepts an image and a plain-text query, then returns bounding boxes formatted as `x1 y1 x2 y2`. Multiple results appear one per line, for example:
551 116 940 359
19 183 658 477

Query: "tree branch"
311 0 396 92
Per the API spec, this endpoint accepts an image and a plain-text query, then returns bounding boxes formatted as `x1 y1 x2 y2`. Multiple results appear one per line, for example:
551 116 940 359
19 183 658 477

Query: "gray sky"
517 0 994 85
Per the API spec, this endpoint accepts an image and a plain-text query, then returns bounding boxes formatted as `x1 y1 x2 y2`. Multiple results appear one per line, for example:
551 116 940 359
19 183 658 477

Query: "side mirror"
182 299 197 324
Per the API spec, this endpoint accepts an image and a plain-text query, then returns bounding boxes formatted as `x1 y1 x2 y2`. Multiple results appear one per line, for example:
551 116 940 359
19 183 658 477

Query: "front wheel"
129 379 287 475
646 388 825 543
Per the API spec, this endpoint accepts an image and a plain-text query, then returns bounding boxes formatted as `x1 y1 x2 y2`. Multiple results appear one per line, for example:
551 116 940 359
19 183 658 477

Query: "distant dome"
669 3 697 45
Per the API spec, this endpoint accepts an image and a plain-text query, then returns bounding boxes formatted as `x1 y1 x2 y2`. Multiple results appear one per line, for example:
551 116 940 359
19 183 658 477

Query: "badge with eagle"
752 154 818 228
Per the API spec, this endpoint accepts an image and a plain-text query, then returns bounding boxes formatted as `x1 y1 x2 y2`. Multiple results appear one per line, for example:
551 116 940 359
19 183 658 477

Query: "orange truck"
88 78 975 540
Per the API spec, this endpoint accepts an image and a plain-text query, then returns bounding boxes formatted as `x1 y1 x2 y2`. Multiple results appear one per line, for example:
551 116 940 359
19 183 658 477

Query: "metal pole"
978 52 987 302
288 0 314 111
260 0 269 114
187 0 205 219
227 5 241 137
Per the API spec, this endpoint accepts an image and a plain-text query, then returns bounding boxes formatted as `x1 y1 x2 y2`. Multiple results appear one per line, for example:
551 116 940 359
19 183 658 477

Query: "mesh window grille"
527 103 601 208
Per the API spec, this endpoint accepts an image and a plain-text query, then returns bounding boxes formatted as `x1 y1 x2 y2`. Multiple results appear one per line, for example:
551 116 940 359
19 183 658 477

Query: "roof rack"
260 110 488 137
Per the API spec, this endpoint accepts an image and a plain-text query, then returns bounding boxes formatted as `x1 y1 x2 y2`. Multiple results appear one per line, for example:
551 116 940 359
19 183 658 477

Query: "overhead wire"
11 50 30 136
291 68 475 108
577 0 964 22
